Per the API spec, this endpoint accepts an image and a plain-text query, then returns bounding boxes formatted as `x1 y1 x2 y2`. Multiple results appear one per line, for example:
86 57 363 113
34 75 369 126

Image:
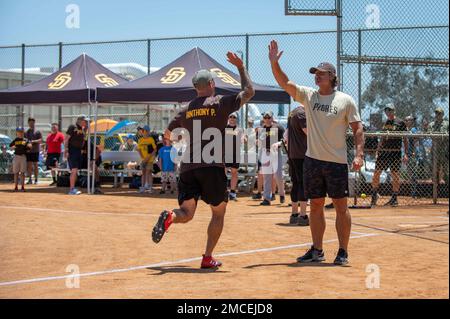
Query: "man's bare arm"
227 52 255 106
236 66 255 106
269 40 297 98
350 122 365 170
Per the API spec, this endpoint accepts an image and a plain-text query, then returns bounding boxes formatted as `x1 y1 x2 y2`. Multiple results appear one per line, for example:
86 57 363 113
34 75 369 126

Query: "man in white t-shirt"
269 40 365 266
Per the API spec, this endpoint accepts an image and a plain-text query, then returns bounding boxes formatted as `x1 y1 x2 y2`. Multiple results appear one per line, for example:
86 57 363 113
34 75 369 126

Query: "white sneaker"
68 188 81 195
138 187 146 194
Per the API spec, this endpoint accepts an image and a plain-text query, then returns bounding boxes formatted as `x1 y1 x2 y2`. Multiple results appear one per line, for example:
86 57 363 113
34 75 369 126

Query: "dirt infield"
0 183 448 299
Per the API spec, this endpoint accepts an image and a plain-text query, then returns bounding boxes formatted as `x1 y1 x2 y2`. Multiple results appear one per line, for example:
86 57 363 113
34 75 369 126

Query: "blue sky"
0 0 447 46
0 0 336 45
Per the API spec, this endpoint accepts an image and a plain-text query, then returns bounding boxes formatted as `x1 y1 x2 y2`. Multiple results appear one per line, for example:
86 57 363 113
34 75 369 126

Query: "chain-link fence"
346 131 449 206
0 1 448 203
1 27 447 132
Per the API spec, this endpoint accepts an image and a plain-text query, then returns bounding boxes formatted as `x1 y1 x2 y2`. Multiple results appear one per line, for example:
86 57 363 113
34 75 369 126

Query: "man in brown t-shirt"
151 52 255 269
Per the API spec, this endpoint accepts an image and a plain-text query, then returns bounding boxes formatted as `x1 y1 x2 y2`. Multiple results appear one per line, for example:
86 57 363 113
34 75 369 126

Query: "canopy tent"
0 53 128 105
96 47 290 104
0 53 128 194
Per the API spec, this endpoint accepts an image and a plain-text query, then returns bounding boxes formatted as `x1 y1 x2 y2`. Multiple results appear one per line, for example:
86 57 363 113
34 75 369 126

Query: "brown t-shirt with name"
168 94 242 174
287 106 307 159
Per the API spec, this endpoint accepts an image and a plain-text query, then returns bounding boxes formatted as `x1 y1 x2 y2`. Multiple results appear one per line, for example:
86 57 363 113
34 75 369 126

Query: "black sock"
392 193 398 199
52 176 57 182
372 188 378 196
291 213 299 217
230 190 236 194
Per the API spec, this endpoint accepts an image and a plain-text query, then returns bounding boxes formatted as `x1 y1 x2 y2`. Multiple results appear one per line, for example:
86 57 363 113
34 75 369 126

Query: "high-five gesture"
269 40 284 64
226 51 254 106
227 51 244 69
269 40 296 97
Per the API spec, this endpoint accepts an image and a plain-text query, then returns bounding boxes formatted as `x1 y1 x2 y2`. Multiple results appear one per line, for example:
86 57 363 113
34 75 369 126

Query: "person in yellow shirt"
137 125 156 194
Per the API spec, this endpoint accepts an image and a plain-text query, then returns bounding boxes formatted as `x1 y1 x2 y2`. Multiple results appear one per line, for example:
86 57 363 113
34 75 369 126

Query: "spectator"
0 145 13 173
137 125 156 194
10 127 30 192
65 115 87 195
25 117 42 185
225 112 244 201
120 134 138 175
256 111 286 206
134 126 144 143
249 117 264 200
428 107 449 187
284 104 309 226
158 137 177 194
45 123 65 186
119 134 137 152
371 104 409 207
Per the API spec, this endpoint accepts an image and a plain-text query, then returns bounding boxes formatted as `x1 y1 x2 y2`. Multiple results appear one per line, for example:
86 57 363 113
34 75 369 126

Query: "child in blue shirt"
158 138 177 194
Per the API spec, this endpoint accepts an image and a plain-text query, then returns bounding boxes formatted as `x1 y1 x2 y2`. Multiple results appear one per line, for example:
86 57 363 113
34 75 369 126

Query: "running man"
269 40 364 266
151 51 255 269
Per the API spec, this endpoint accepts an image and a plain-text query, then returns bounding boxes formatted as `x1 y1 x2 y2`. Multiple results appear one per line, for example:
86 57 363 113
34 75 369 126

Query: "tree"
362 64 448 121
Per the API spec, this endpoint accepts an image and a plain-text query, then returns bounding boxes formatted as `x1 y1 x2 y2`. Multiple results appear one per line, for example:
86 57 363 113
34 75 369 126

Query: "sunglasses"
264 116 272 120
229 116 237 119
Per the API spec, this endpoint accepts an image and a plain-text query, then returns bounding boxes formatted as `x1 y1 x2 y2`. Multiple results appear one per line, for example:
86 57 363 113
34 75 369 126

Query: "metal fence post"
58 42 63 129
245 34 249 130
432 138 439 204
17 44 25 128
147 39 151 126
336 0 343 91
358 29 362 115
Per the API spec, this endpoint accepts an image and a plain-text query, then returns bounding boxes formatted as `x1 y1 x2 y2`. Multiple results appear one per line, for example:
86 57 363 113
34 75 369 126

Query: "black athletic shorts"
68 148 83 170
376 151 402 172
26 152 39 163
178 166 229 207
289 158 307 203
45 153 60 169
303 156 349 200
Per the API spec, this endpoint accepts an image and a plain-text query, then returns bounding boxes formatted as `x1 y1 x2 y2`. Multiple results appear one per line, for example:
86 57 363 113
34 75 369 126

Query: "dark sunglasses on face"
229 116 237 119
264 116 272 120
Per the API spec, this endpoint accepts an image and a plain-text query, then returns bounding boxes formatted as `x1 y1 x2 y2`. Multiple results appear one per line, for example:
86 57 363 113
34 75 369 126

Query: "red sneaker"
152 210 173 243
201 255 222 269
14 187 18 192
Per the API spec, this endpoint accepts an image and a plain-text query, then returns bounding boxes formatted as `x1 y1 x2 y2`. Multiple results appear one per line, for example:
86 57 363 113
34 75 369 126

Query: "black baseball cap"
310 62 337 75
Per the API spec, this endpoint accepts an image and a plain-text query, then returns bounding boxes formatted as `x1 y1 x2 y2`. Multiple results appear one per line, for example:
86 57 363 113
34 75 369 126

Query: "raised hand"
269 40 284 64
226 51 244 69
